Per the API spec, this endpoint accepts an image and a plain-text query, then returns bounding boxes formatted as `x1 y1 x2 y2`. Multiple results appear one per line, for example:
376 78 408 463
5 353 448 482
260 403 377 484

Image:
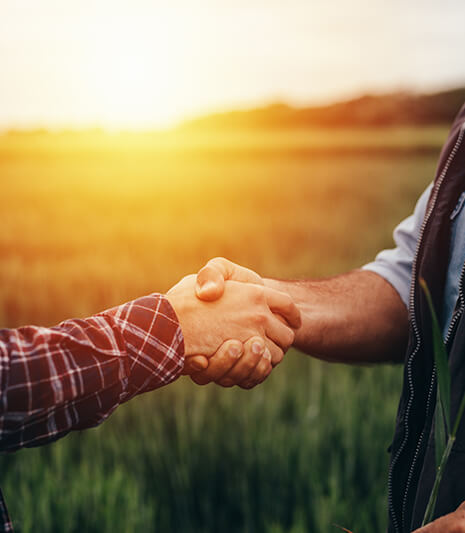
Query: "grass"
0 127 447 532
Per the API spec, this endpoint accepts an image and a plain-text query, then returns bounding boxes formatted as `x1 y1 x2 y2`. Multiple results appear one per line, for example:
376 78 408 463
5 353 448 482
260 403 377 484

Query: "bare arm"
265 269 408 364
195 259 409 370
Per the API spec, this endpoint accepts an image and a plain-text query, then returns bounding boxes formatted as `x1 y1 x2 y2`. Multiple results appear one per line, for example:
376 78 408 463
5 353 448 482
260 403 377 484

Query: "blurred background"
1 1 465 532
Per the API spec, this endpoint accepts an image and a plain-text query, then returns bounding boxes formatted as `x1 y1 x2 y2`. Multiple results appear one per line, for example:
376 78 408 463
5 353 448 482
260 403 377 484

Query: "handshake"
166 257 301 389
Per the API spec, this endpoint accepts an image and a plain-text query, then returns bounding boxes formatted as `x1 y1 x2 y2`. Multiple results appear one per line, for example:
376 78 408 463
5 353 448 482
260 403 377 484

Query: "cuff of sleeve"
105 294 185 401
361 263 410 310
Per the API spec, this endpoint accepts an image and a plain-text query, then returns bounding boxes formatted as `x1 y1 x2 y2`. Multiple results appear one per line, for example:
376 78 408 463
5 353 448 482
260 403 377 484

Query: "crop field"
0 126 448 532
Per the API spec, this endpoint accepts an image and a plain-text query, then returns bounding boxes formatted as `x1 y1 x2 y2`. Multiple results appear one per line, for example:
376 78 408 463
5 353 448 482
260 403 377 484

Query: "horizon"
1 86 462 135
2 0 465 130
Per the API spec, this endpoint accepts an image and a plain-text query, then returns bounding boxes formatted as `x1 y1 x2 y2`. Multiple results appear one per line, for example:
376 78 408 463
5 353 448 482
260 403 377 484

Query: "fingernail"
252 342 264 355
263 348 271 361
192 361 204 371
229 345 242 358
198 281 217 293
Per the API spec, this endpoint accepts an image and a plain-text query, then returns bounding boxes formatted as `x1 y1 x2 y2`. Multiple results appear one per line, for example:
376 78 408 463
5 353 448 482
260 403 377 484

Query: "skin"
190 336 273 388
165 274 301 381
191 257 408 387
264 270 408 363
412 502 465 532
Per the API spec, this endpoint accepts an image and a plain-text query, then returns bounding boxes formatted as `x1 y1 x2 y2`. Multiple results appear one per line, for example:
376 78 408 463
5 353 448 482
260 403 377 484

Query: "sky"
1 0 465 129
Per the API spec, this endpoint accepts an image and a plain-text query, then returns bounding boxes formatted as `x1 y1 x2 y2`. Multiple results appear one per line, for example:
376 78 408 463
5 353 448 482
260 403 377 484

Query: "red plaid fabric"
0 293 184 531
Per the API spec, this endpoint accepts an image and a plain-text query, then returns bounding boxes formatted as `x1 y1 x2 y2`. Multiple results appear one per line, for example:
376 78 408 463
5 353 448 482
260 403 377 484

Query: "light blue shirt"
362 183 465 339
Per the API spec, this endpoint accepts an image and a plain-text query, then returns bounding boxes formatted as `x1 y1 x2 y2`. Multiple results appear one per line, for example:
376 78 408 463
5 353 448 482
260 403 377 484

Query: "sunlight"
81 17 188 128
1 1 464 129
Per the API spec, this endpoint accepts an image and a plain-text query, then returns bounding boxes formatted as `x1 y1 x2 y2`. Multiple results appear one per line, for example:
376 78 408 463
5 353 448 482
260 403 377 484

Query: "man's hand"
166 274 300 378
181 257 267 377
183 258 299 387
190 336 273 389
194 257 409 364
412 502 465 532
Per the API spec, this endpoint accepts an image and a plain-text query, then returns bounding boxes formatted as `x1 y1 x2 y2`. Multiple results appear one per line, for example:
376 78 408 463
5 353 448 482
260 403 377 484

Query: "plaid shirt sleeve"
0 293 184 453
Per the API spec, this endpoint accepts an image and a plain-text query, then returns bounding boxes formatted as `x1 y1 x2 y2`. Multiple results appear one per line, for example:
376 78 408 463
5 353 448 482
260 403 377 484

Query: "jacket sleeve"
0 293 184 452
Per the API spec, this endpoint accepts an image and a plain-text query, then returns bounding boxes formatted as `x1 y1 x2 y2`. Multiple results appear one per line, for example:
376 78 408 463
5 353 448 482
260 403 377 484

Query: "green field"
0 127 447 532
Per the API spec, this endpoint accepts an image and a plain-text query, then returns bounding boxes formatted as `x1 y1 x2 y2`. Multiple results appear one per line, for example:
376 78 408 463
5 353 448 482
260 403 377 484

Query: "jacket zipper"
400 261 465 527
388 122 465 533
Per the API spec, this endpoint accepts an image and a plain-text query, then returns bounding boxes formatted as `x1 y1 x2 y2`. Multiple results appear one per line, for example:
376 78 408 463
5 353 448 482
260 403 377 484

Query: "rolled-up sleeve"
0 294 184 452
362 183 433 309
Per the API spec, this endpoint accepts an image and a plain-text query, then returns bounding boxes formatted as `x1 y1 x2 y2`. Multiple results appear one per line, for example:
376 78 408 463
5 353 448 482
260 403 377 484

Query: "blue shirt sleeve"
361 183 433 309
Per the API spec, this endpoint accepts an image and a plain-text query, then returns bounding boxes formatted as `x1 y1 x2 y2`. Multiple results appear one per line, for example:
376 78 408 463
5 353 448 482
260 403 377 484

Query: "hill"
180 87 465 130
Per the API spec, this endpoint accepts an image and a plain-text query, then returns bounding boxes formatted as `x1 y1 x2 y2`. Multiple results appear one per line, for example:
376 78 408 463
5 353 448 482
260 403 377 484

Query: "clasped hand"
166 258 300 389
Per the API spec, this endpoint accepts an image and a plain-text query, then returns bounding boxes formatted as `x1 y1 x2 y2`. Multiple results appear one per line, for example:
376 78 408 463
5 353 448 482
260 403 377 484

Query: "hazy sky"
2 0 465 128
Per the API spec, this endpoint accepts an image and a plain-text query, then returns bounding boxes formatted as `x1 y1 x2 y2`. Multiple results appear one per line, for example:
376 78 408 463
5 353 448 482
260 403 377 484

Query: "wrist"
263 277 325 354
165 290 198 356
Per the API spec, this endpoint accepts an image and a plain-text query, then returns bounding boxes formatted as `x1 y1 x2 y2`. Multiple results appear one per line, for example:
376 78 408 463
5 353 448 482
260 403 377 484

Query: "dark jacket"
388 104 465 532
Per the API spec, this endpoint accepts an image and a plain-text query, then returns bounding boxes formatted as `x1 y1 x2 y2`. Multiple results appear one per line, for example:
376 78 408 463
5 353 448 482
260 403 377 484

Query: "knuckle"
242 358 257 373
198 265 214 279
208 256 228 270
251 285 266 304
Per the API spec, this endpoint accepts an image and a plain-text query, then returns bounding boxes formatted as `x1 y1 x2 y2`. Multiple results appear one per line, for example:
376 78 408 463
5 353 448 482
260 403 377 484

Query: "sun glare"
80 18 188 128
2 1 464 130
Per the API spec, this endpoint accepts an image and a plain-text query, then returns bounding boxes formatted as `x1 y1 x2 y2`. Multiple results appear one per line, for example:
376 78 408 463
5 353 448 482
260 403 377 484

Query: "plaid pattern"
0 293 184 531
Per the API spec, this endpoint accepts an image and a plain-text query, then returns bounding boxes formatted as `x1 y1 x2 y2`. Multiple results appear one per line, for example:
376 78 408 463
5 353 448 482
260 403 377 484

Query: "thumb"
196 257 263 302
196 264 226 301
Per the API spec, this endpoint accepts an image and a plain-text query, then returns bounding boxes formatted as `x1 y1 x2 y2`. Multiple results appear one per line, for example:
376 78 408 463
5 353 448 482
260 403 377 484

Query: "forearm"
266 270 409 364
0 294 184 452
